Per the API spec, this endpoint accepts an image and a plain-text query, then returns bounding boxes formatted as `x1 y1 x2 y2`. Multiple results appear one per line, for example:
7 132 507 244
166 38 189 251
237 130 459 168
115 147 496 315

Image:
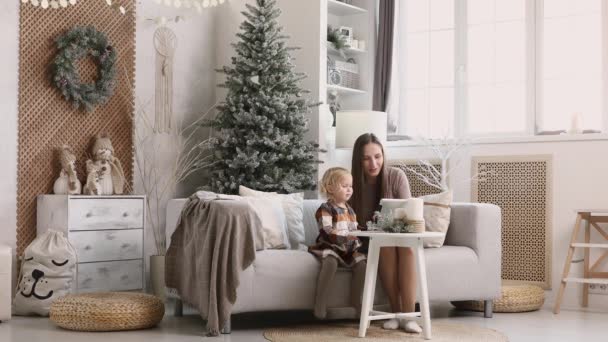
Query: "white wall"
0 2 20 258
332 139 608 310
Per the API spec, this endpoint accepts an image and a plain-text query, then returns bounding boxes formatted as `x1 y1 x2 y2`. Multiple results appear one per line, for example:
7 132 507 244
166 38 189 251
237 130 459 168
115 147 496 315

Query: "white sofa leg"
174 299 183 317
484 300 493 318
221 317 231 334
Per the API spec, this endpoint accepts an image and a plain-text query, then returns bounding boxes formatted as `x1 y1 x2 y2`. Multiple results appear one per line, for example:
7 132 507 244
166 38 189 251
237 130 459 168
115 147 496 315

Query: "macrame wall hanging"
153 27 177 133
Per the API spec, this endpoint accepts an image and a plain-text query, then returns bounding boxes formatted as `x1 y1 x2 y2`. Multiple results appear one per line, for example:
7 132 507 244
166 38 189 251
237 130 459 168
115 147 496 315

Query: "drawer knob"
122 212 129 217
84 245 92 250
85 212 92 218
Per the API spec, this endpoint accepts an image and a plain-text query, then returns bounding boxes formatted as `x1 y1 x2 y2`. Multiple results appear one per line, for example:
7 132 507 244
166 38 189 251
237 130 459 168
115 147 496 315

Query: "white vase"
150 255 166 301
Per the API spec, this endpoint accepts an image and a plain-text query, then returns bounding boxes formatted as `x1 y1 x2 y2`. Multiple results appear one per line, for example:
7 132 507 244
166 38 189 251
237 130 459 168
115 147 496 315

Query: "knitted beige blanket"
165 194 261 336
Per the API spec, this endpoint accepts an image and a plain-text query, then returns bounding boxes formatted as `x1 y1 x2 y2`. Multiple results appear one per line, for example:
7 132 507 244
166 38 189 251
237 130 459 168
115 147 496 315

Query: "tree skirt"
264 322 509 342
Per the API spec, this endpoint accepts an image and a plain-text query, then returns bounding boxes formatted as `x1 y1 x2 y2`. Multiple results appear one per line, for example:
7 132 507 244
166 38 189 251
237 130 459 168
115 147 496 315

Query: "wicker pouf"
452 285 545 313
50 292 164 331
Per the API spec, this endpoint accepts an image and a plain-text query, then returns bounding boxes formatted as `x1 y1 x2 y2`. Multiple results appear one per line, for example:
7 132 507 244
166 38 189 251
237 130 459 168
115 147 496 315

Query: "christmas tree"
206 0 320 194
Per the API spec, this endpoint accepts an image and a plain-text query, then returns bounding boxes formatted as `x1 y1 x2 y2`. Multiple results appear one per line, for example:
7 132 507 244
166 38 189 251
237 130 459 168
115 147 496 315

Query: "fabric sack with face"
13 230 77 316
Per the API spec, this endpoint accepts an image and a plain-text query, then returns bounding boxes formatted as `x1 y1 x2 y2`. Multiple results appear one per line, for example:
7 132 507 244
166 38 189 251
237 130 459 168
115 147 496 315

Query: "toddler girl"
309 167 366 319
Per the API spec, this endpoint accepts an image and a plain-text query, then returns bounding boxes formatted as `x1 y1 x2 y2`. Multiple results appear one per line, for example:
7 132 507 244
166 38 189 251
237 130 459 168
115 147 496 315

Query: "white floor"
0 303 606 342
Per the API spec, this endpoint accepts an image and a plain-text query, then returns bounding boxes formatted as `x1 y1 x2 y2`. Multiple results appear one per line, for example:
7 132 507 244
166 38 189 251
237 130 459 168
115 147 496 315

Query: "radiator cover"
472 155 553 289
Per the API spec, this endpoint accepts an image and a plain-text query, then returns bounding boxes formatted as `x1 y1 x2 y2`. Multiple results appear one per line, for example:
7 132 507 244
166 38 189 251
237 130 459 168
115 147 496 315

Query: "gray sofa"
165 199 501 331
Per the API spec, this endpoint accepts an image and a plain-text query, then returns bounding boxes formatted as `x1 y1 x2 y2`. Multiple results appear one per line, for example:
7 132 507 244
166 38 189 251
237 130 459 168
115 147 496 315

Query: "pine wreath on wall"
51 26 117 112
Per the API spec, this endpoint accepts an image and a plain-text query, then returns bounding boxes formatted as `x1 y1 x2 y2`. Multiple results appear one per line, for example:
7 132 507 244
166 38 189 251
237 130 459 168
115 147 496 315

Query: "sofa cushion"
240 186 305 250
244 249 387 313
424 245 485 301
303 200 324 246
251 250 318 311
241 196 289 249
421 191 453 248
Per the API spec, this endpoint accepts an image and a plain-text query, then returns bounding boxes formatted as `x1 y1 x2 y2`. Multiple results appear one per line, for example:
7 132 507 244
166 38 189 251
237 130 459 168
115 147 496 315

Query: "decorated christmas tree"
206 0 320 194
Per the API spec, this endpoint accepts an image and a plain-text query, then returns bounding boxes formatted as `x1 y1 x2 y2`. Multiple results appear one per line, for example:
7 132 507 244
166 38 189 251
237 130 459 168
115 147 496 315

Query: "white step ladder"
554 210 608 314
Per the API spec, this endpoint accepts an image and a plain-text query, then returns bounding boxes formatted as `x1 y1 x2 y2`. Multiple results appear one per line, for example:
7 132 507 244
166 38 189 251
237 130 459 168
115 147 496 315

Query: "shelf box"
328 0 368 16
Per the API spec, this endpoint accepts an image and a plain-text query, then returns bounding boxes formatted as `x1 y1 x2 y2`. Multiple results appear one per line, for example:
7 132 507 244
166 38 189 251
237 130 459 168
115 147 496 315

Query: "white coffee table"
349 231 445 340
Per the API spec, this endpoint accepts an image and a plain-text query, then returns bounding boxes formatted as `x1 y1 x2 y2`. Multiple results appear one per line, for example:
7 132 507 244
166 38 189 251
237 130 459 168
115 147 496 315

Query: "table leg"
414 239 432 340
359 239 380 338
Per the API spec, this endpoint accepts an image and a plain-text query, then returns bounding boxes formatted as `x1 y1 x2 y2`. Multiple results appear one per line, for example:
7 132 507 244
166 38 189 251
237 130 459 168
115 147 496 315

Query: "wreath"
51 26 117 112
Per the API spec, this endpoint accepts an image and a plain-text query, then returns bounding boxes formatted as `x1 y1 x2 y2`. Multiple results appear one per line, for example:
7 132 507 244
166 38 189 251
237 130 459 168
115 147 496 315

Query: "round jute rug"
264 322 509 342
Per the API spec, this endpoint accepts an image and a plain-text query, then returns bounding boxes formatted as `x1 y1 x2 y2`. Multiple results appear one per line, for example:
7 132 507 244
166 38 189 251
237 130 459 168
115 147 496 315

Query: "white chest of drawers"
37 195 145 293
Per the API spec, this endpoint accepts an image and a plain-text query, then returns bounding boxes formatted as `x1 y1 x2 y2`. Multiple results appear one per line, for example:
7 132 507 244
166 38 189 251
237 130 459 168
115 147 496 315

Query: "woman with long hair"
349 133 421 333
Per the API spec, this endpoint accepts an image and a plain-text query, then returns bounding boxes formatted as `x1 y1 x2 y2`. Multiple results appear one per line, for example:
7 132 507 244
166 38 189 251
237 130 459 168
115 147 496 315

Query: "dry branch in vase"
400 136 495 191
132 98 217 255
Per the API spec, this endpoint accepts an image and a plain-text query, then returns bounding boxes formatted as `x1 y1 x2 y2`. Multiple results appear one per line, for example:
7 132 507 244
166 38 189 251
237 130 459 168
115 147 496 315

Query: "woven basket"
452 285 544 313
50 292 164 332
334 60 359 89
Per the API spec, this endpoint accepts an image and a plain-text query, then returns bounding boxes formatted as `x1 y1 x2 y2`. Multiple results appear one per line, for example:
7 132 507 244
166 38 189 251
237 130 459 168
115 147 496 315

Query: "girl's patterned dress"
308 201 366 266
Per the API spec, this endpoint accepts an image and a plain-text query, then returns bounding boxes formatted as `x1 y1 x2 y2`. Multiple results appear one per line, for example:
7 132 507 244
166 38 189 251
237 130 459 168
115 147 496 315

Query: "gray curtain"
372 0 395 112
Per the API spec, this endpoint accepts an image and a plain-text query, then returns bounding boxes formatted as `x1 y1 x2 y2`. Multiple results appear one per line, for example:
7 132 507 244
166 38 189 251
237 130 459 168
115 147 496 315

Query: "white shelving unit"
275 0 375 181
325 0 373 106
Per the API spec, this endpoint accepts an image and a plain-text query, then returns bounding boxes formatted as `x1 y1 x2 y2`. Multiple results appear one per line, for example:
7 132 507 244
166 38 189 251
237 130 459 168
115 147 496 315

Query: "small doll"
83 160 102 195
53 145 81 195
87 133 125 195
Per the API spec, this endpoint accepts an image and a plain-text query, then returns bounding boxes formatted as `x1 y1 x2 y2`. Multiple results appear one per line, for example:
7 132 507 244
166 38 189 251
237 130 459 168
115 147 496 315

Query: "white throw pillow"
239 185 305 250
14 230 77 316
420 191 453 248
241 197 289 249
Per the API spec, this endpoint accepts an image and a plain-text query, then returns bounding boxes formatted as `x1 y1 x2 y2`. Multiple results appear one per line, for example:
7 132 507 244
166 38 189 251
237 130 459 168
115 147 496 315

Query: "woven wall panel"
472 155 553 289
17 1 135 255
388 160 443 197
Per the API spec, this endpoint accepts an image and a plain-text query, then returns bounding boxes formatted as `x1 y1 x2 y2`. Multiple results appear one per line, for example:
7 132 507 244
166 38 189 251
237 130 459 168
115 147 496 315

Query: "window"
388 0 607 139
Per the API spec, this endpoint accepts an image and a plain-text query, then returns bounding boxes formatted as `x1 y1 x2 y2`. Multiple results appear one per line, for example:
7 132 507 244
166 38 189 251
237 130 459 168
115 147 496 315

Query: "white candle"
380 198 424 220
402 198 424 220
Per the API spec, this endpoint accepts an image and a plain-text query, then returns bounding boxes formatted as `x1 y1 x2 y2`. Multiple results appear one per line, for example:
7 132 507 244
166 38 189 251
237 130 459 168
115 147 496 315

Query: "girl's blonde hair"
319 167 352 199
